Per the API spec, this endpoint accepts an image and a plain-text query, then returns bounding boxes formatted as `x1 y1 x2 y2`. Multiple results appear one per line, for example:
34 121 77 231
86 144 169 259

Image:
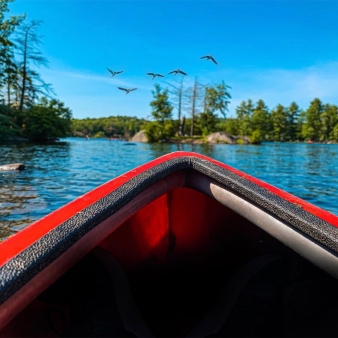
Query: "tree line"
71 116 146 139
146 79 338 143
0 0 72 141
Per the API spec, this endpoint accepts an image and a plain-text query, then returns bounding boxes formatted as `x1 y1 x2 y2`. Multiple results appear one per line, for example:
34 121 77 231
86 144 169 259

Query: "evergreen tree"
286 102 300 141
145 84 175 142
270 104 287 141
320 104 338 141
302 98 324 141
251 99 270 142
236 99 253 137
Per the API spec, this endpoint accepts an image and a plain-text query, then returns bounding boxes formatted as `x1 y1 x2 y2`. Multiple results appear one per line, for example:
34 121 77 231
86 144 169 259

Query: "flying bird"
200 55 218 65
107 68 124 77
147 72 165 79
168 69 187 76
118 87 137 94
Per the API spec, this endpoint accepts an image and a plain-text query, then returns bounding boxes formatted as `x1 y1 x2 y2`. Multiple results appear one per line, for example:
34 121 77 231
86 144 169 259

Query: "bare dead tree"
184 78 205 137
164 77 188 136
15 20 52 113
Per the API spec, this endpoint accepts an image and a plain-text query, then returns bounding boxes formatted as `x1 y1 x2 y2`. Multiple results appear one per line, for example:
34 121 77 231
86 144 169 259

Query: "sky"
8 0 338 120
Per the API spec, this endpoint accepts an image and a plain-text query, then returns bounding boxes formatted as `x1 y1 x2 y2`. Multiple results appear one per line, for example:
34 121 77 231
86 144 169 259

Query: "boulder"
131 130 148 143
206 132 236 144
0 163 25 171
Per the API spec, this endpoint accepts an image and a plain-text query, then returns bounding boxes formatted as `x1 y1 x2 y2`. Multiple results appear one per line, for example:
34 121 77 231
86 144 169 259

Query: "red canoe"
1 151 338 337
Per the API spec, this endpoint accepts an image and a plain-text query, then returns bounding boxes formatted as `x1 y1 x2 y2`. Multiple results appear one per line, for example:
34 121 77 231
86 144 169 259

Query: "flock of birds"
107 54 218 94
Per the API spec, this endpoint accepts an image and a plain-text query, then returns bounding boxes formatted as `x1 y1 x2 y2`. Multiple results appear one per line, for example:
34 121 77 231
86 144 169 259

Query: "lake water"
1 137 338 240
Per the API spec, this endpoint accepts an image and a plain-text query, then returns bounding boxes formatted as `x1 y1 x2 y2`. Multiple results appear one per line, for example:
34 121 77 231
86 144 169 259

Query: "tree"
236 99 253 137
320 104 338 141
145 84 175 142
166 77 186 136
302 98 324 141
22 97 72 141
251 99 270 142
15 20 53 114
270 104 288 141
204 80 231 118
185 78 204 136
198 81 231 136
286 102 300 141
0 0 25 105
0 104 20 139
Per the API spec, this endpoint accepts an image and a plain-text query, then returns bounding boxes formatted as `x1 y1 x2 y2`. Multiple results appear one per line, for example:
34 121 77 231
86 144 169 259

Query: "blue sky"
8 0 338 119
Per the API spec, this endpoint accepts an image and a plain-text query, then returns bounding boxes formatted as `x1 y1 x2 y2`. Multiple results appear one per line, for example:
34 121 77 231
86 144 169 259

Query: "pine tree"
145 84 175 142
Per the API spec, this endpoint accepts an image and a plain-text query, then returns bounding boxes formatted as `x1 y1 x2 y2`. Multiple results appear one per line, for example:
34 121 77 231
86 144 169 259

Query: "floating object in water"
0 163 25 171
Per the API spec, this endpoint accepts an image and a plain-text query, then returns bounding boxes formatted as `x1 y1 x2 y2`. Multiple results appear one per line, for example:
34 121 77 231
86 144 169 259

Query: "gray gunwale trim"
0 156 337 305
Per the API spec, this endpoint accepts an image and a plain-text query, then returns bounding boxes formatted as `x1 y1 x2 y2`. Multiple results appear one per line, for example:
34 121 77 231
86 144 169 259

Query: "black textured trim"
1 156 338 305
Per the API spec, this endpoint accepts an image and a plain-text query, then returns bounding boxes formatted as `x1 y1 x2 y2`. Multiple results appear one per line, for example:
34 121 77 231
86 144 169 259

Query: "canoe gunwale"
187 171 338 280
1 152 338 329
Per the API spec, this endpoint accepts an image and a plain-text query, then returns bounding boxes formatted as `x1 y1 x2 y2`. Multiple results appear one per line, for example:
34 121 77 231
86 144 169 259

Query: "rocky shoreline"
131 130 251 144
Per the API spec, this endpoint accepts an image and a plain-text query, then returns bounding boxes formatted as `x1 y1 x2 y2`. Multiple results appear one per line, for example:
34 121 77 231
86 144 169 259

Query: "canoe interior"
2 187 338 337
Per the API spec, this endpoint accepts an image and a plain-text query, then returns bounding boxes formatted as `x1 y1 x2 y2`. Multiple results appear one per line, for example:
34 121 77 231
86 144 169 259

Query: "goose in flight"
200 55 218 65
118 87 137 94
107 68 124 77
147 72 164 79
168 69 187 76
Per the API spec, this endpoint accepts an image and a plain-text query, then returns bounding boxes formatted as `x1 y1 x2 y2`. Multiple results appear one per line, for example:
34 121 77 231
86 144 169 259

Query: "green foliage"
251 99 271 141
0 104 20 139
250 130 262 144
22 97 72 141
270 104 288 141
286 102 301 141
145 120 176 142
93 131 106 138
71 116 146 138
302 98 324 141
196 111 218 136
236 100 253 137
204 81 231 118
145 84 175 142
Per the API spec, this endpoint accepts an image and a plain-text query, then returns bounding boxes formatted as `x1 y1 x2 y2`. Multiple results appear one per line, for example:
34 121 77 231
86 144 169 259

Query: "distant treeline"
221 98 338 143
71 116 147 139
70 97 338 144
143 80 338 143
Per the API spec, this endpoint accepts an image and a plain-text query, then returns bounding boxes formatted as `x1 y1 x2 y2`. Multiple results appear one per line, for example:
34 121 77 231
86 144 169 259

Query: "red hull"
1 152 338 337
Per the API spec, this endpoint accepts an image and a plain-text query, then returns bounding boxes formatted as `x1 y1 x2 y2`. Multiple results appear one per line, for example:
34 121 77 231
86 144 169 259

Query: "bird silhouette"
147 72 164 79
168 69 187 76
118 87 137 94
200 55 218 65
107 68 124 77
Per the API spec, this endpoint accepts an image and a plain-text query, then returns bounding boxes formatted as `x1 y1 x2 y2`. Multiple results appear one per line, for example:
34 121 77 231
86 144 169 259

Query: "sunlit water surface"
1 138 338 240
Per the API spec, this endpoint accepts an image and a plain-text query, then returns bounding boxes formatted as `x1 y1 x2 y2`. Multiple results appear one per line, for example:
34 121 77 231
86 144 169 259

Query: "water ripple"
1 139 338 240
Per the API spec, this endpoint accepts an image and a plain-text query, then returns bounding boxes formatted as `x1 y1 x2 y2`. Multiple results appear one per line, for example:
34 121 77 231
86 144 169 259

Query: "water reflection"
1 139 338 241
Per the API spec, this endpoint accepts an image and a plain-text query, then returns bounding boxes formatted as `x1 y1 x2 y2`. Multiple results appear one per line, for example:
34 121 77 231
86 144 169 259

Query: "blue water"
1 138 338 240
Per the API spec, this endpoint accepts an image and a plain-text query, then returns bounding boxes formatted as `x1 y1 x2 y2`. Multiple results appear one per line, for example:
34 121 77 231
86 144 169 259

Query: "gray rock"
206 132 236 144
0 163 25 171
131 130 148 143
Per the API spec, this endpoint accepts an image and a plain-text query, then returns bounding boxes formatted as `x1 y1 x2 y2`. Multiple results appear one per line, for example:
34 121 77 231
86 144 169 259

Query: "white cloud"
222 62 338 116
